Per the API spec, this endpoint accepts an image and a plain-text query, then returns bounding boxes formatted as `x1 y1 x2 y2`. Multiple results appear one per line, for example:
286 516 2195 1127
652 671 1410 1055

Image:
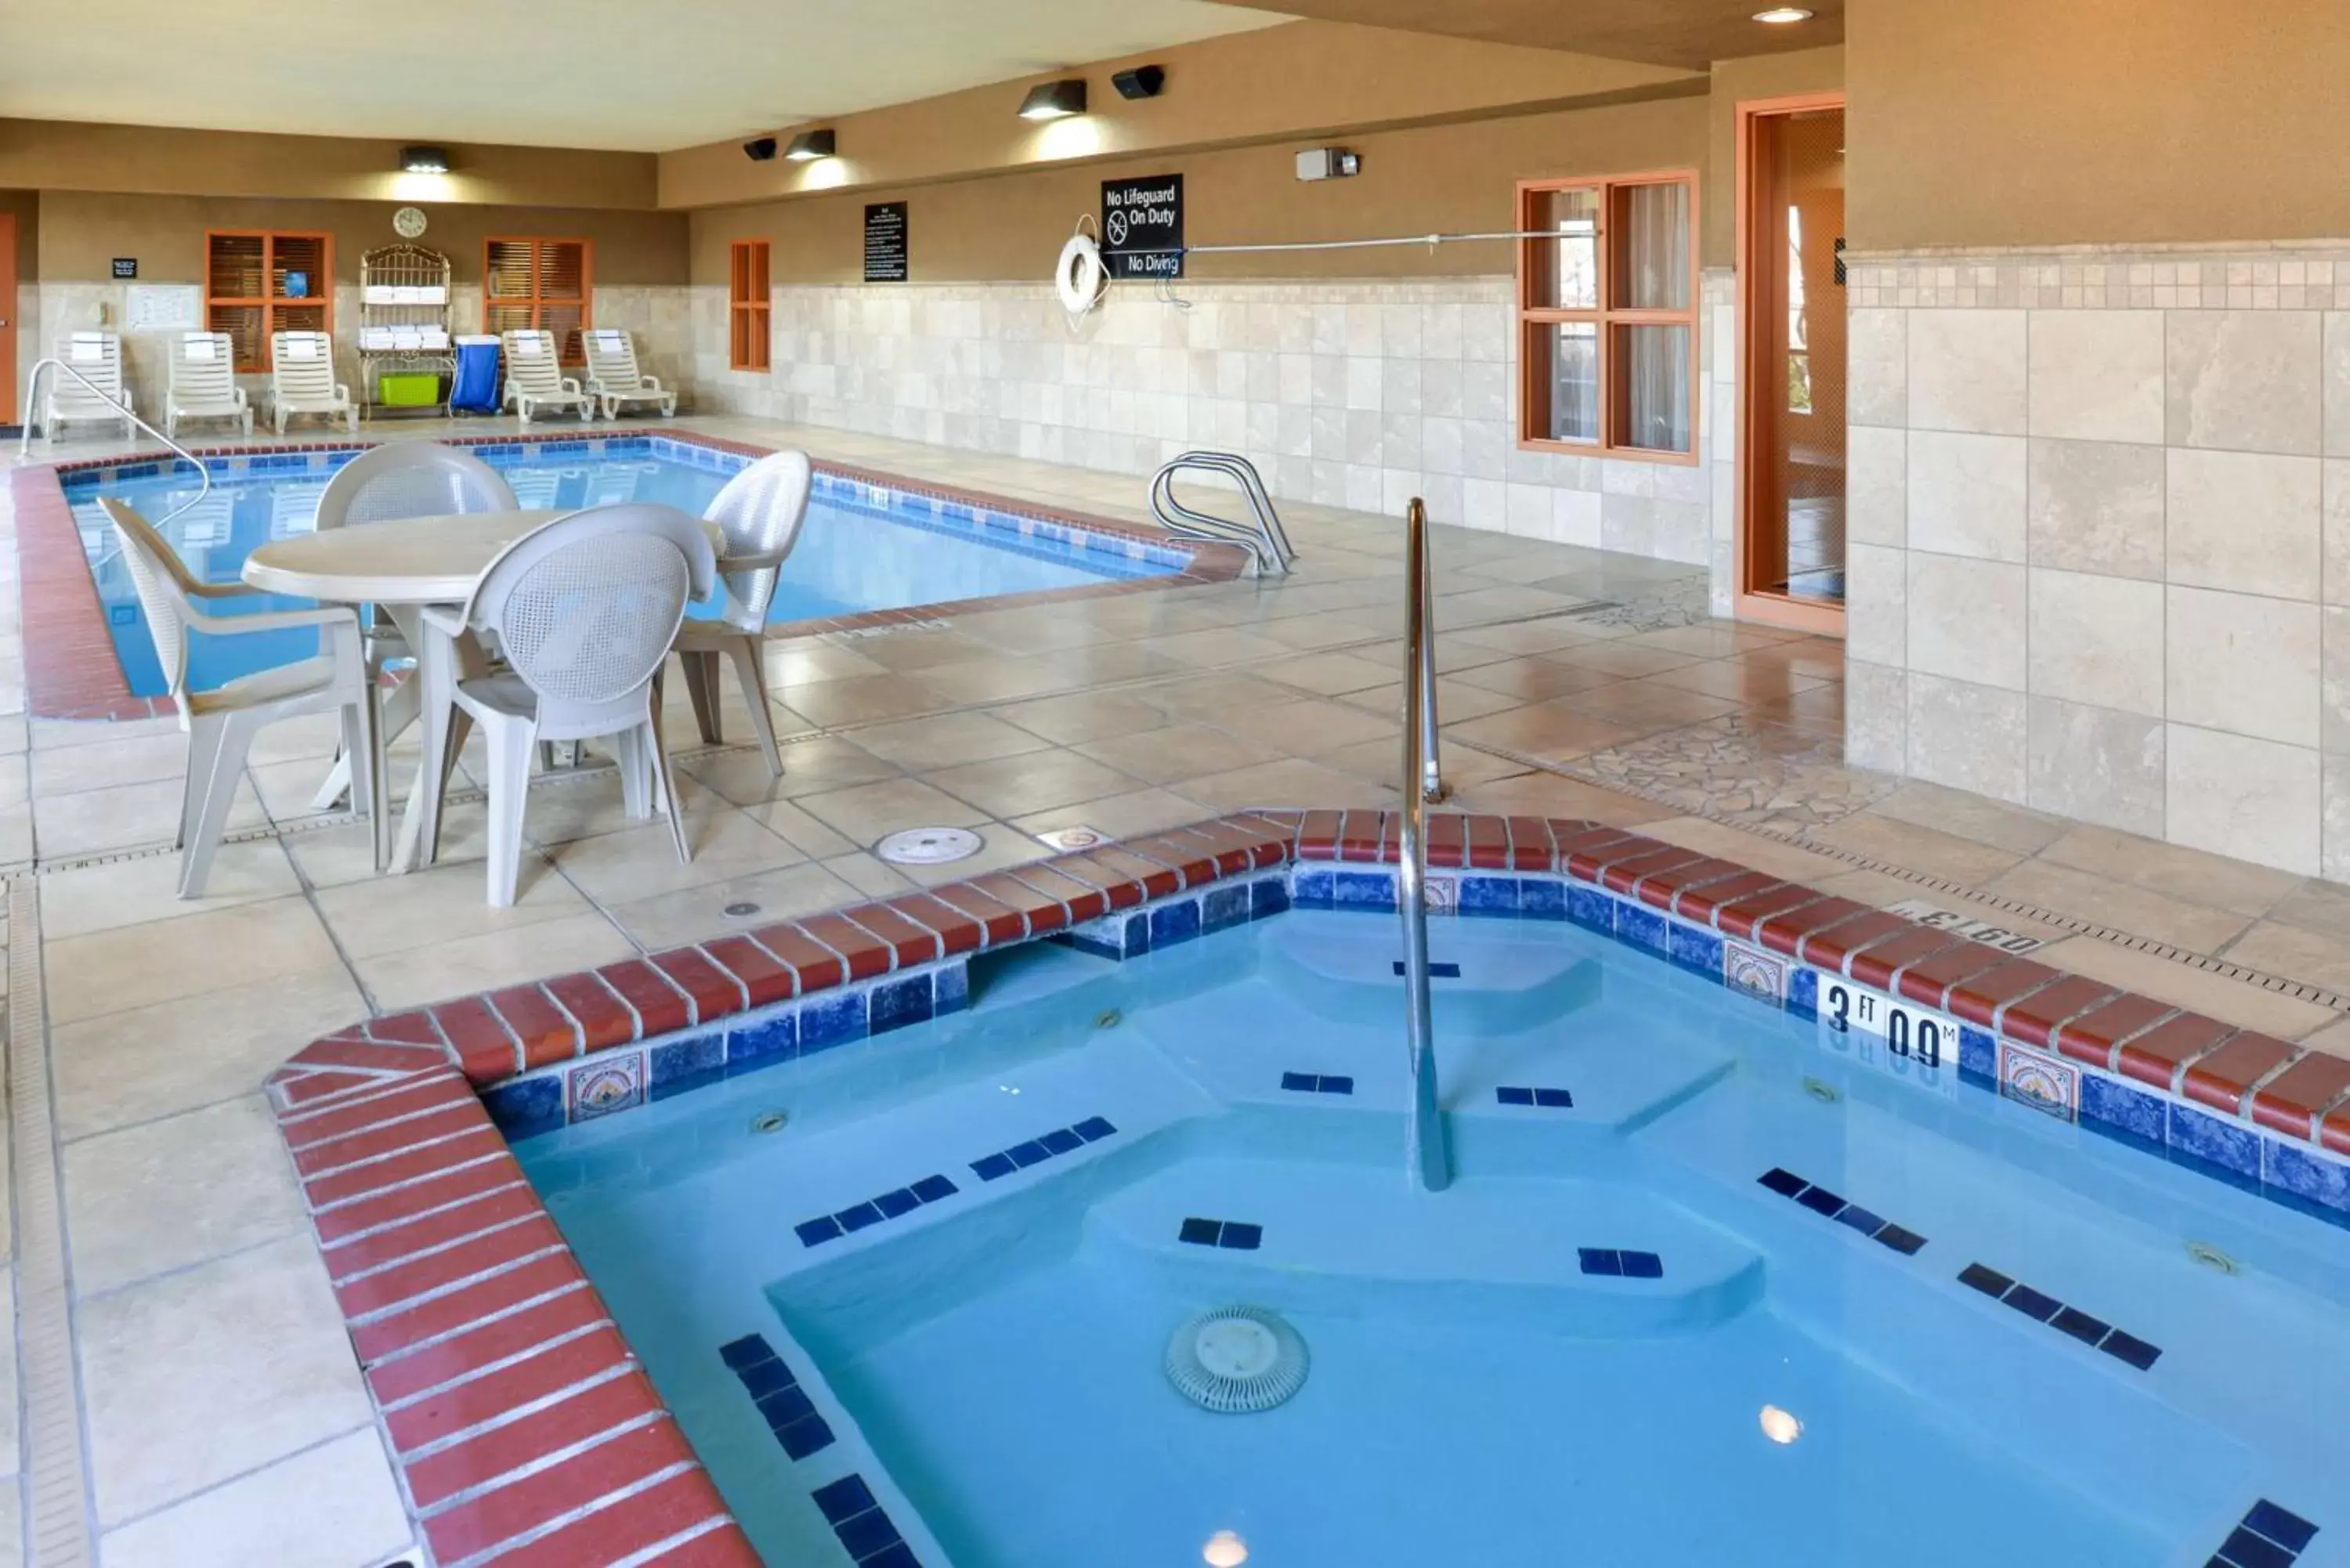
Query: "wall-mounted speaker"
1112 65 1166 100
743 136 779 161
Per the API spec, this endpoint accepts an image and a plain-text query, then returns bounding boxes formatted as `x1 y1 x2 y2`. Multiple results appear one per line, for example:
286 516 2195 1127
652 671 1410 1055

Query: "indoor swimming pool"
59 438 1185 695
512 894 2347 1568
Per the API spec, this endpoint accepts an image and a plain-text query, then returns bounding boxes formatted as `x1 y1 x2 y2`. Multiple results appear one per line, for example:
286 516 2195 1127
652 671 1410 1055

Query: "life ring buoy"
1056 233 1105 314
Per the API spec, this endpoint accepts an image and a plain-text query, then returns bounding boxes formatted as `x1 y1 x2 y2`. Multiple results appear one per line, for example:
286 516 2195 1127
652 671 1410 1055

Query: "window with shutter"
729 241 770 371
204 230 334 371
483 237 594 363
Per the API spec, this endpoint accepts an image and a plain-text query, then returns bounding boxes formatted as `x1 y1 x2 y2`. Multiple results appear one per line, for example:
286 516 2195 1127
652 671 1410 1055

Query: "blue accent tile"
1150 898 1202 948
757 1385 815 1426
777 1414 835 1460
2216 1527 2294 1568
1007 1140 1052 1167
1281 1071 1318 1092
870 974 934 1036
2001 1284 2062 1322
1179 1217 1222 1245
1567 883 1615 934
1458 876 1520 917
1072 1116 1117 1141
1520 878 1568 921
1578 1248 1623 1276
933 960 970 1015
1390 959 1461 977
1122 912 1152 954
740 1360 797 1403
837 1507 903 1559
2080 1071 2167 1151
1757 1167 1808 1198
718 1335 771 1370
1291 867 1335 909
796 1216 844 1247
873 1188 920 1219
970 1152 1017 1181
1220 1222 1263 1250
910 1174 957 1204
2264 1139 2350 1219
649 1032 726 1098
862 1545 923 1568
1787 966 1820 1021
1958 1263 2013 1296
1058 925 1126 960
1039 1127 1083 1155
1876 1224 1928 1255
1332 870 1397 910
835 1201 885 1233
1835 1205 1886 1237
1321 1075 1355 1094
1202 883 1252 932
727 1010 798 1068
2169 1102 2263 1189
1252 876 1291 919
1497 1086 1535 1106
2050 1306 2110 1346
481 1075 563 1140
799 990 870 1054
1668 923 1725 978
1533 1087 1574 1109
1958 1025 1998 1079
2242 1501 2317 1555
1620 1251 1664 1279
1796 1186 1847 1218
1618 903 1669 955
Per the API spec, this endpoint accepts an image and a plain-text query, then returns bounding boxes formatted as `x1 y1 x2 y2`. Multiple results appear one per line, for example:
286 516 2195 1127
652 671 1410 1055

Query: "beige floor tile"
2218 920 2350 995
1983 858 2254 954
1448 617 1605 657
1133 627 1300 667
1343 679 1530 723
2037 825 2307 919
842 627 1002 673
244 757 348 824
285 803 493 889
1025 642 1189 687
684 735 897 807
46 896 343 1026
1621 623 1806 657
27 732 190 797
1443 702 1647 761
34 774 266 860
2035 934 2339 1039
1252 609 1394 651
29 714 179 752
1644 659 1835 703
1255 651 1397 696
1009 787 1214 841
79 1234 375 1526
0 804 29 866
1211 698 1397 754
1802 813 2026 886
2267 880 2350 945
240 710 345 768
820 851 917 899
97 1427 412 1568
38 840 302 941
850 710 1054 769
772 672 952 728
64 1097 308 1299
1544 641 1712 679
1730 638 1850 683
511 768 722 847
1073 723 1285 786
754 797 860 859
994 690 1184 746
1136 673 1300 720
795 776 991 844
1313 737 1528 792
52 965 367 1143
544 806 801 906
764 639 891 685
893 823 1052 887
356 911 636 1011
1550 679 1746 730
1867 781 2070 857
924 750 1142 818
2295 1016 2350 1055
604 858 866 948
1633 815 1849 881
1178 757 1398 812
1435 769 1661 823
313 849 591 959
1448 657 1622 704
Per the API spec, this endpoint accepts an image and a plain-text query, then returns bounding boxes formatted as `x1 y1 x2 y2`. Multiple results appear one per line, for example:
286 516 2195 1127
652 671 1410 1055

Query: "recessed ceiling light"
1753 6 1816 20
1018 79 1088 121
784 128 836 162
398 145 450 174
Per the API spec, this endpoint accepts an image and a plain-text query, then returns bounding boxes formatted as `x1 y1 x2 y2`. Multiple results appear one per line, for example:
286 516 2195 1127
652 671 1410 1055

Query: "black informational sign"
1101 173 1184 279
110 258 137 279
863 202 909 283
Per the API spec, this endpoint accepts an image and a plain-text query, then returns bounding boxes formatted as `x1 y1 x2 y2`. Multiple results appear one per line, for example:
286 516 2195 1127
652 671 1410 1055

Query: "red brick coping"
263 811 2350 1566
6 428 1246 722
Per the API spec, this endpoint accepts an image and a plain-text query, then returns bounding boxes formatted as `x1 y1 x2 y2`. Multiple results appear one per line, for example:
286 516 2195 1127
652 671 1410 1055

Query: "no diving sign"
1101 173 1184 280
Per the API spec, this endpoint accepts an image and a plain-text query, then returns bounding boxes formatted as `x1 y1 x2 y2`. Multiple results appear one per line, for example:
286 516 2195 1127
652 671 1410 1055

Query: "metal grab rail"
1399 497 1452 1193
19 356 214 531
1148 451 1295 576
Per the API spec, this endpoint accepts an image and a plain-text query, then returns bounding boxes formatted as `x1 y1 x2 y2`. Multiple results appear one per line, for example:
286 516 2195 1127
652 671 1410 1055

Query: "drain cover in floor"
876 826 985 865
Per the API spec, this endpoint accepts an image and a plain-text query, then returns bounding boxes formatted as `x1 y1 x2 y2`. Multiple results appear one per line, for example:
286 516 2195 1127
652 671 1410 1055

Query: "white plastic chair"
99 497 381 898
306 443 519 815
583 329 677 421
46 332 136 441
164 331 252 439
270 331 358 434
673 450 812 779
413 504 716 905
500 330 594 425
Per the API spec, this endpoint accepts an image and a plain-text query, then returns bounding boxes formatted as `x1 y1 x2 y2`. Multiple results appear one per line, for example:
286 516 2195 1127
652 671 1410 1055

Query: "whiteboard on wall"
123 284 201 333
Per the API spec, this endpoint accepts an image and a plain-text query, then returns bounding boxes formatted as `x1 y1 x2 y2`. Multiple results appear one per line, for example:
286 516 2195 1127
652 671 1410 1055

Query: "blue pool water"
60 438 1184 695
518 909 2350 1568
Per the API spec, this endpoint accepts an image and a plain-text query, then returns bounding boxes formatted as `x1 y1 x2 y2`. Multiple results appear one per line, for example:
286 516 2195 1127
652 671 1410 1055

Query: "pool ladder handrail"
1400 496 1452 1194
1148 451 1296 577
19 356 215 533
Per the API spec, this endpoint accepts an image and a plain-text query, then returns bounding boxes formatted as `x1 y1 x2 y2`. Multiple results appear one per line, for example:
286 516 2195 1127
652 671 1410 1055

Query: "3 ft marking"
1817 977 1959 1094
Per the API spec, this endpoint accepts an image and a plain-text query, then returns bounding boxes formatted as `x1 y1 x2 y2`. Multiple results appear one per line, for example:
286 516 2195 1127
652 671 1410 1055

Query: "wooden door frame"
0 211 15 426
1734 90 1848 638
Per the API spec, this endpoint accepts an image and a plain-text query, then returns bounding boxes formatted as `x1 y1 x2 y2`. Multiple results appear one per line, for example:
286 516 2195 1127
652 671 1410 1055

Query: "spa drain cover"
1165 1306 1308 1414
876 827 983 865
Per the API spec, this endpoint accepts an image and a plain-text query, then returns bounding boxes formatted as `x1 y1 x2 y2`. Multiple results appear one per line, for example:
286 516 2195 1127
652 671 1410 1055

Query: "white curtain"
1620 183 1691 453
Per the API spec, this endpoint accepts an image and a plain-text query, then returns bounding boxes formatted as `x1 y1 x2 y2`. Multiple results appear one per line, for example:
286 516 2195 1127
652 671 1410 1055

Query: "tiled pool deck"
2 412 2349 1565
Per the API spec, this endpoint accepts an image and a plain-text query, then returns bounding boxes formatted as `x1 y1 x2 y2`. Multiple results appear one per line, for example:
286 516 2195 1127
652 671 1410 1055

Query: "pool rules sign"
1101 173 1184 280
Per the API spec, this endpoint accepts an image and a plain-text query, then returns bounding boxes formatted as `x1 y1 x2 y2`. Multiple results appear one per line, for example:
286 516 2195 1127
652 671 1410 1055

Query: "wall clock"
392 206 428 239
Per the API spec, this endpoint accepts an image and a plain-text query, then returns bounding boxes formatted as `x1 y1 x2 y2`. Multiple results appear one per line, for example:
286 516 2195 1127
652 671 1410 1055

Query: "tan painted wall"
35 190 689 286
689 92 1710 287
0 119 658 210
1706 45 1843 266
1849 0 2350 249
660 20 1698 212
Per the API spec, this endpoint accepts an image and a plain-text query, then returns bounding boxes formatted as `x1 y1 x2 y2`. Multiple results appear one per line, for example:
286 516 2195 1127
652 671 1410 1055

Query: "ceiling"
1210 0 1843 68
0 0 1289 152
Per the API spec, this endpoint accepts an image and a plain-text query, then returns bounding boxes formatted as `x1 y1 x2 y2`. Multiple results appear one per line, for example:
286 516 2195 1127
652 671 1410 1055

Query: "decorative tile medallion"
1723 939 1788 1006
1998 1040 2080 1122
566 1050 645 1122
1426 875 1459 916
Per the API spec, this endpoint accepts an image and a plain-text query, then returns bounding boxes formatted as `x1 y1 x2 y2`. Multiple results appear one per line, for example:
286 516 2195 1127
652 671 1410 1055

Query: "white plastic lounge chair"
412 504 715 905
269 331 358 435
100 497 381 898
501 330 594 425
672 450 812 779
583 329 677 421
164 331 252 439
45 331 136 441
307 443 519 816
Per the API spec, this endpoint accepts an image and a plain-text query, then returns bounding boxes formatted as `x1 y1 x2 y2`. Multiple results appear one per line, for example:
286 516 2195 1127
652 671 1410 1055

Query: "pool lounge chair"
45 331 136 441
164 331 253 439
269 331 358 435
501 330 595 425
583 329 677 421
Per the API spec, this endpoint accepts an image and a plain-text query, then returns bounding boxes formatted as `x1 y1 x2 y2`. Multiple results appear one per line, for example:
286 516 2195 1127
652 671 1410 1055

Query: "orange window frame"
204 229 334 373
729 240 771 371
1515 169 1701 465
483 236 594 365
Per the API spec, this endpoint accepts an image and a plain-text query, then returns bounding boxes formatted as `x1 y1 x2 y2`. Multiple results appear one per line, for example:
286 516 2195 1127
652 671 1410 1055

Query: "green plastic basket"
378 371 440 407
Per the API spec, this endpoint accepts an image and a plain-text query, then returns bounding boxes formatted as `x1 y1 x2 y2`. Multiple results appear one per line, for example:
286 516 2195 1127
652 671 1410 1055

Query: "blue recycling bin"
451 334 501 414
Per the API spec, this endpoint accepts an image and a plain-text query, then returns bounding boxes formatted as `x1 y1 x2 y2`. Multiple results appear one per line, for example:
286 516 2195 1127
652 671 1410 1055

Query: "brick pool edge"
262 809 2350 1567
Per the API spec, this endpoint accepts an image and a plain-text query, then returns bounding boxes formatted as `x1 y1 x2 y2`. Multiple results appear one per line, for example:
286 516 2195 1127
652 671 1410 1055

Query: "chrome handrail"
1400 496 1452 1193
19 356 214 530
1149 450 1295 576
